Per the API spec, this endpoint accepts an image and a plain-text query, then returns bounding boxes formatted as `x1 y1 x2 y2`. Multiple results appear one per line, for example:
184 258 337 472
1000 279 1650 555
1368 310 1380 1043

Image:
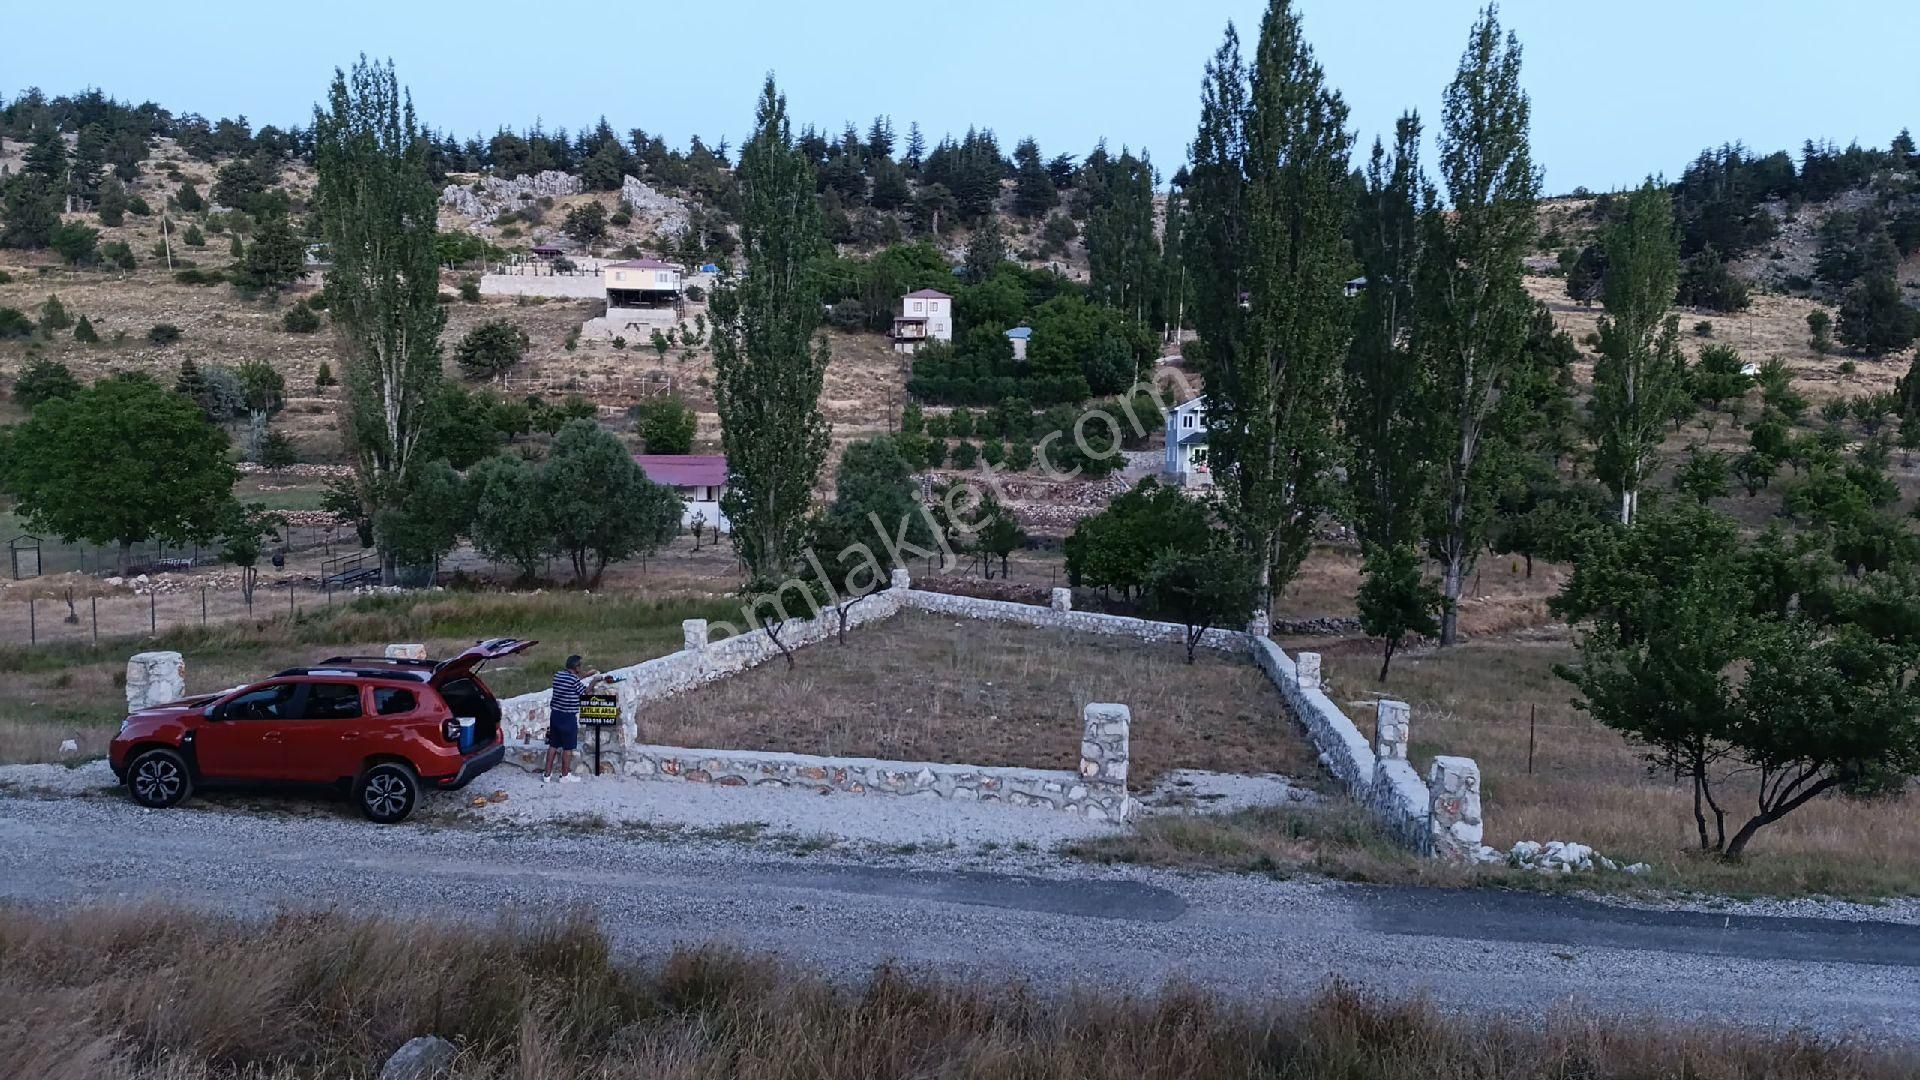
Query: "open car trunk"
432 638 535 750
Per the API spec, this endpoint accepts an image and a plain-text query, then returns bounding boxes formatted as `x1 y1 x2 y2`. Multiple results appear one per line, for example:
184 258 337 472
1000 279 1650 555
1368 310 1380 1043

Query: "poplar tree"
712 77 833 583
1416 5 1541 645
1345 114 1428 552
1187 1 1355 615
313 57 447 583
1086 149 1161 327
1591 179 1686 524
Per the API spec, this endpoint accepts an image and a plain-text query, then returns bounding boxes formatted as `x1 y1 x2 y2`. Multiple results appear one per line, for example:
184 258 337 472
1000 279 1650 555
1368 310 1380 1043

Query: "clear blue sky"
5 0 1916 193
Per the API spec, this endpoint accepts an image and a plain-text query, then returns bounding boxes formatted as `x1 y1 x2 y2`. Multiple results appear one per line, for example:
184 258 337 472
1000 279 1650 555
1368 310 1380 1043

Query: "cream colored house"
891 289 953 354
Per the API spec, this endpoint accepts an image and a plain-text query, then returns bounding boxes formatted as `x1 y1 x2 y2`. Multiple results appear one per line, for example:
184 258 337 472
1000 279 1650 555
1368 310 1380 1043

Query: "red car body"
109 638 535 823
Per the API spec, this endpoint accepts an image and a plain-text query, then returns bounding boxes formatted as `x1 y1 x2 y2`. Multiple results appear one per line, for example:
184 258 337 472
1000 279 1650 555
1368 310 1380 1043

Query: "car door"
277 681 369 783
196 681 303 780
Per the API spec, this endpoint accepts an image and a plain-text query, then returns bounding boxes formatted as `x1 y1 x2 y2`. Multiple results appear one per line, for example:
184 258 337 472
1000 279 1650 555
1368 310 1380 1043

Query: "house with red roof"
604 258 685 312
891 289 952 355
634 454 729 533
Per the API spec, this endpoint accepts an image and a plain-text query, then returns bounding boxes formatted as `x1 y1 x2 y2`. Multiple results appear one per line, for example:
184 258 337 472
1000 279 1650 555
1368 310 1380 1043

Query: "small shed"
1005 325 1033 362
531 244 565 260
8 534 41 580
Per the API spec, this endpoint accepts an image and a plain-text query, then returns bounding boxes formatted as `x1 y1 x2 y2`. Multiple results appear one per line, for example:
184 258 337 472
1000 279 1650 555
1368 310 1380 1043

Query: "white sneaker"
541 774 552 784
559 774 582 784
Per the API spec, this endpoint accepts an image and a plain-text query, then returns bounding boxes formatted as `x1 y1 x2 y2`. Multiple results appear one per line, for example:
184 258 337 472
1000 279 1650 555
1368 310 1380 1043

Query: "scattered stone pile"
1483 839 1652 876
236 462 353 480
440 171 582 221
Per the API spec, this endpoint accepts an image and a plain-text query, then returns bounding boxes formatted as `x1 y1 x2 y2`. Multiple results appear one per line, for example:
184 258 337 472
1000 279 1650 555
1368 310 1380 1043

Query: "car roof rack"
271 665 433 682
315 655 438 669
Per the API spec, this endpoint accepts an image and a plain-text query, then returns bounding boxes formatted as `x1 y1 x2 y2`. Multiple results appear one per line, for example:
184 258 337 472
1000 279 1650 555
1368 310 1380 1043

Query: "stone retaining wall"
611 703 1134 821
478 274 604 299
900 588 1249 652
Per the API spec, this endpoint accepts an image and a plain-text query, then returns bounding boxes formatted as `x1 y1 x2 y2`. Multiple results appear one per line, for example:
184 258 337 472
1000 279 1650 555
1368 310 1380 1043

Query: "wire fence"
3 578 368 649
6 525 355 581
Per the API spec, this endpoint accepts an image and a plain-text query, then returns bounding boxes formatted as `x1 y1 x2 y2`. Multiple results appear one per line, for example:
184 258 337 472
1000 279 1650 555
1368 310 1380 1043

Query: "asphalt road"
1 793 1916 1041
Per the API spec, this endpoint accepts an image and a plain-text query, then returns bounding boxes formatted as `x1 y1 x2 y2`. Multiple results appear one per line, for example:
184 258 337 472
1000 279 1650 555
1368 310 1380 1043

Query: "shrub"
1006 442 1035 471
175 181 204 212
101 241 136 270
1808 309 1834 354
72 315 98 344
174 268 224 286
980 439 1006 466
1693 320 1714 337
315 361 336 388
950 441 979 469
0 307 35 339
50 222 100 265
257 426 299 470
630 396 698 454
685 285 706 302
500 225 521 239
37 294 73 332
182 223 206 247
458 278 481 303
612 335 626 350
147 323 183 345
609 210 632 226
282 301 322 333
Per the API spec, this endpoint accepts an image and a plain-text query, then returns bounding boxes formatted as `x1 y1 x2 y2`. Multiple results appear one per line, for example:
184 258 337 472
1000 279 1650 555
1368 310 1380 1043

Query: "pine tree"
902 122 926 174
70 124 108 208
234 211 305 293
313 58 448 584
1415 4 1541 645
1187 1 1355 615
964 215 1005 281
1012 138 1056 219
711 77 832 582
1591 179 1687 524
72 314 98 344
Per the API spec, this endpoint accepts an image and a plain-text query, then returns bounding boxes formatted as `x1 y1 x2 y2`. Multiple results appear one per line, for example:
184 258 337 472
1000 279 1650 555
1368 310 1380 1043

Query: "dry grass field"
6 906 1911 1080
640 610 1321 786
1304 632 1920 898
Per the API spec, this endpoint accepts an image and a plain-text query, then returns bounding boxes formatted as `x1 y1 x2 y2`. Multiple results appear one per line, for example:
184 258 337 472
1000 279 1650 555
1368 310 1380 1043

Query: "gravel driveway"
1 784 1916 1042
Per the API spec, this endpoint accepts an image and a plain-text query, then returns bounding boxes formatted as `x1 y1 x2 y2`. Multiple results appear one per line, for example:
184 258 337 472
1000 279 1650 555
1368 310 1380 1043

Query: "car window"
302 683 364 721
225 683 298 721
373 688 417 716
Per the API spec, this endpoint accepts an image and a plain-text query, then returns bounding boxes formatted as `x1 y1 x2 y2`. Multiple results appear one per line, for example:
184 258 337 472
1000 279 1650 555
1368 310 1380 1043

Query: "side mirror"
206 703 227 722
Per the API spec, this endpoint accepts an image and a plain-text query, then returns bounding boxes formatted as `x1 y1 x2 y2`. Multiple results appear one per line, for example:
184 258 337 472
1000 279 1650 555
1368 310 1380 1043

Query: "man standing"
543 654 595 783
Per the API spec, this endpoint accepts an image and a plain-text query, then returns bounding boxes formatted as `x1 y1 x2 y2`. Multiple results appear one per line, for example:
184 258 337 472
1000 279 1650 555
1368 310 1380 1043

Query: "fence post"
289 583 295 618
149 592 156 633
28 597 34 646
91 596 98 646
201 587 207 626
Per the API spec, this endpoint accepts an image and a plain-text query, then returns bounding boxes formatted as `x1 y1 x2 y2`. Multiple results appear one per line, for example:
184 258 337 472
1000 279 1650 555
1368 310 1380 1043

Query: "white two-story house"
1164 396 1212 487
891 289 953 354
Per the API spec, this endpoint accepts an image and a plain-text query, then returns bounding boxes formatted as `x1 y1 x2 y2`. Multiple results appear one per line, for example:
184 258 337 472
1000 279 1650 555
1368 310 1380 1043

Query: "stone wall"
899 588 1250 652
616 703 1134 821
478 274 604 300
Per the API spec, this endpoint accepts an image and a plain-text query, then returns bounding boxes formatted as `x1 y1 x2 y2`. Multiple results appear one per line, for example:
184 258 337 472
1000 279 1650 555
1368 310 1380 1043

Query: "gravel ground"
0 791 1917 1043
6 759 1918 929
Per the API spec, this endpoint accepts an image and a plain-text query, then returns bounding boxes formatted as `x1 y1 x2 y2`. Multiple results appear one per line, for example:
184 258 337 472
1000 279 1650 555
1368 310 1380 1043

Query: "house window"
912 301 923 313
1183 415 1193 428
615 272 626 282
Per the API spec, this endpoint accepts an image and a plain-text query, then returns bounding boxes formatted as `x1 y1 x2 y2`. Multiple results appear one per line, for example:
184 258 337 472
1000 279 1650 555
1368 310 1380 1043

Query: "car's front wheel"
127 748 193 809
355 762 419 824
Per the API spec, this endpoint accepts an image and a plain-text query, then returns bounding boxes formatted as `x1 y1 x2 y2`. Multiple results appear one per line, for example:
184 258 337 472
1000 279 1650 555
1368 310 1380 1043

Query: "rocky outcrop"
620 175 690 239
440 171 582 221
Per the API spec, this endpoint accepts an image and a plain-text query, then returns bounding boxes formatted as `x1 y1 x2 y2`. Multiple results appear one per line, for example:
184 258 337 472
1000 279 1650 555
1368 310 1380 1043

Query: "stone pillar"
682 619 708 653
384 643 427 661
1078 703 1130 786
1050 587 1073 612
1296 652 1322 691
1247 610 1271 638
1375 700 1410 761
1428 756 1484 861
890 568 912 591
126 651 186 713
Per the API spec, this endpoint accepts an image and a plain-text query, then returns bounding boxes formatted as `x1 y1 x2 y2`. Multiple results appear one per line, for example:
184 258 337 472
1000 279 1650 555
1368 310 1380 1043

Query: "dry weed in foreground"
0 905 1912 1079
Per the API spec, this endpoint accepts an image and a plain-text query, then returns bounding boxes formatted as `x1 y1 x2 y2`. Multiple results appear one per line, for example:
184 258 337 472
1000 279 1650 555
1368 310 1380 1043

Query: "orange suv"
109 638 534 823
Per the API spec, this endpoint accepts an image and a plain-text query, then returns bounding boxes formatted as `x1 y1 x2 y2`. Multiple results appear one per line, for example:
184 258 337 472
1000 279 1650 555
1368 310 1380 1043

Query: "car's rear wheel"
355 762 419 824
127 748 193 809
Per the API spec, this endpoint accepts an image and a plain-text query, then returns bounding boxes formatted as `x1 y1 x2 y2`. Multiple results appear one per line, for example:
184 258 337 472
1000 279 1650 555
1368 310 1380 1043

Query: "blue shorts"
546 711 579 751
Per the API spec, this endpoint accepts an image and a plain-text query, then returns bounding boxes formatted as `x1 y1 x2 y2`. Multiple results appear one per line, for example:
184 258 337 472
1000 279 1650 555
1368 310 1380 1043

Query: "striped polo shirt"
550 670 584 715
